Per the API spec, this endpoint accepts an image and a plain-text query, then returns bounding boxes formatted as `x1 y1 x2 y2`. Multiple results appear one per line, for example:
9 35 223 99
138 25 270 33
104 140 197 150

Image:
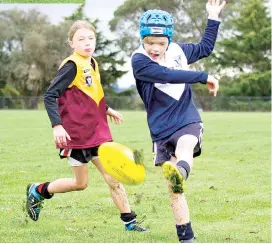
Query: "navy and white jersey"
131 19 220 141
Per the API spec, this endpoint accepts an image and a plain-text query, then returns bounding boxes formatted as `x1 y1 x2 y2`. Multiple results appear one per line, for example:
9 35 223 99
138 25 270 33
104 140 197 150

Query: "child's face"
70 28 96 58
143 36 169 62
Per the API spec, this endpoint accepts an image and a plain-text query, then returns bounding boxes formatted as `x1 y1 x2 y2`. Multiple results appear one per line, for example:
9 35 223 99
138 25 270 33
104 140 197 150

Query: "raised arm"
179 0 226 64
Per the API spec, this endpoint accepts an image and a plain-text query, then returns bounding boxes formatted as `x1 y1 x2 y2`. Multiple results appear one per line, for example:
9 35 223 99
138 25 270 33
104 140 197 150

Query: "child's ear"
69 40 74 48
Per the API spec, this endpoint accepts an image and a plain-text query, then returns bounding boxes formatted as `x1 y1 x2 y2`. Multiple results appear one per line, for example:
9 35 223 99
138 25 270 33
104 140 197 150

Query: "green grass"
0 0 84 3
0 111 270 243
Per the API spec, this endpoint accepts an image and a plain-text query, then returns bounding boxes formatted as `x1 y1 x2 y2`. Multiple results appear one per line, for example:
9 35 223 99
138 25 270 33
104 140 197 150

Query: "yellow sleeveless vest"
59 52 104 106
57 52 112 149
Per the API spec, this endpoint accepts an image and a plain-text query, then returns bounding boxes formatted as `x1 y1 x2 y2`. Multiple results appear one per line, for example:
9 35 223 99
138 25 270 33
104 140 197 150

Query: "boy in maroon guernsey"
25 20 147 232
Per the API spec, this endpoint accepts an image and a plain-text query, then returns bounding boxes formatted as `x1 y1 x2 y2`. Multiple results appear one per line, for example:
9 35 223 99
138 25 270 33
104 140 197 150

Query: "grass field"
0 110 270 243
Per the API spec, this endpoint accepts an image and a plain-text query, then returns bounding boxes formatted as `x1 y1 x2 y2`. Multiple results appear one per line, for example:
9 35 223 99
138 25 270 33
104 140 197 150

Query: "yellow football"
98 142 146 185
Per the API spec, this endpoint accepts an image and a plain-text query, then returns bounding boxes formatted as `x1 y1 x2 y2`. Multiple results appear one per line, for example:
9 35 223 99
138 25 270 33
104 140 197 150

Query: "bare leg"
165 156 190 225
166 135 197 225
175 134 198 168
47 163 89 193
92 158 131 213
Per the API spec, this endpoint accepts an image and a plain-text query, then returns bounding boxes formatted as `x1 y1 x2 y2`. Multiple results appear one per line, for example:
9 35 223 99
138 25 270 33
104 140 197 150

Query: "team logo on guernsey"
83 68 90 73
173 55 183 69
85 76 92 87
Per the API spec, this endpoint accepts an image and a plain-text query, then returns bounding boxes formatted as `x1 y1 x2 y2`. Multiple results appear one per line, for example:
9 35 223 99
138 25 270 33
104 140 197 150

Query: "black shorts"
152 123 204 166
59 146 99 164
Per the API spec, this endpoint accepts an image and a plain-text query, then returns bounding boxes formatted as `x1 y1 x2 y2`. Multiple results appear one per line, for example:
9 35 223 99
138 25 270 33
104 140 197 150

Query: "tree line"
0 0 270 99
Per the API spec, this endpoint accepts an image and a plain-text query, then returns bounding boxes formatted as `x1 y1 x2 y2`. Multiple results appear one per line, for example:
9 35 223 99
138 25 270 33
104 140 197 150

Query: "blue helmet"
139 9 174 43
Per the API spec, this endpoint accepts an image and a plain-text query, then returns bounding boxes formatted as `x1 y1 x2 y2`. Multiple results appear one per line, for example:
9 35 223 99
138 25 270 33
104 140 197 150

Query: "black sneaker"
125 216 149 232
26 183 44 221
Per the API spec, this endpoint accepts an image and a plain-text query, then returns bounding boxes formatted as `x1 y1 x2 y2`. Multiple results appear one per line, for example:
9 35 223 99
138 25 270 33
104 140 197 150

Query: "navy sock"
120 211 137 226
176 222 194 241
176 160 191 180
36 182 53 199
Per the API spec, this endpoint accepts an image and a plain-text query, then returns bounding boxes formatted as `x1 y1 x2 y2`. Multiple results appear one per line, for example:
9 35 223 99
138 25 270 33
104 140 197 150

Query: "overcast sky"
0 3 80 24
0 0 135 88
0 0 125 26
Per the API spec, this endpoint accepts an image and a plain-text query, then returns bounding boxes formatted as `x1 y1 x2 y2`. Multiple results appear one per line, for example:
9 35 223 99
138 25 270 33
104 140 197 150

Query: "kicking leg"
166 157 194 243
166 157 190 224
175 134 198 169
163 135 198 193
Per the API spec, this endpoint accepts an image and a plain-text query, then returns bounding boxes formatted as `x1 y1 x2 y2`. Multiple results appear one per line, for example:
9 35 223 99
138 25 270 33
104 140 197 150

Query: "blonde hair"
142 36 154 44
68 20 96 42
142 36 169 44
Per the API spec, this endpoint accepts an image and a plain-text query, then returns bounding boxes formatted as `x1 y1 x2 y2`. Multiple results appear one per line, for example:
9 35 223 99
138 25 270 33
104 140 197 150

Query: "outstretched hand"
206 75 219 97
206 0 227 20
107 107 123 125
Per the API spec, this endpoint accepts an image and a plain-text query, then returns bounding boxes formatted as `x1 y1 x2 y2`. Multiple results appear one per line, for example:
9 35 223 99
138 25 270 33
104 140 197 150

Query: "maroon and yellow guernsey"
58 52 112 149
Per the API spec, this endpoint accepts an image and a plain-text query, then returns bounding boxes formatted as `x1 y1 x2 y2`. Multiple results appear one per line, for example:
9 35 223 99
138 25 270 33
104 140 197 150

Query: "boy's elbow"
199 40 215 57
203 46 214 57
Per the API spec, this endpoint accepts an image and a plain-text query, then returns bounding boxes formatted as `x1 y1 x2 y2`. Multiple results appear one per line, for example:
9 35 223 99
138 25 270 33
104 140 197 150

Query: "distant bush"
0 96 270 111
197 96 270 112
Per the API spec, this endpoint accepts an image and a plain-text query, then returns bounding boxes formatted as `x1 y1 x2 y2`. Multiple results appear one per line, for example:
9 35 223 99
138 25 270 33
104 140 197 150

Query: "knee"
74 182 88 191
177 135 198 150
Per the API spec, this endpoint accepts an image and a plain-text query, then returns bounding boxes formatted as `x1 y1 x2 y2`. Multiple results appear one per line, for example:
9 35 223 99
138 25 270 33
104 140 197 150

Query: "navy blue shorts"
152 123 204 166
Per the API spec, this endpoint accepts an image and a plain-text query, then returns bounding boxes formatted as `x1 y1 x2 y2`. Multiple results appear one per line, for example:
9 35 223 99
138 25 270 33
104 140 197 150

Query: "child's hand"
206 0 226 20
53 124 71 147
106 108 123 125
206 75 219 96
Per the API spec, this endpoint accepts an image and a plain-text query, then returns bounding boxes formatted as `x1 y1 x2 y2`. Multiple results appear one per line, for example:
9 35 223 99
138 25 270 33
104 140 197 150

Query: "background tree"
213 0 271 96
0 3 129 102
0 8 66 101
